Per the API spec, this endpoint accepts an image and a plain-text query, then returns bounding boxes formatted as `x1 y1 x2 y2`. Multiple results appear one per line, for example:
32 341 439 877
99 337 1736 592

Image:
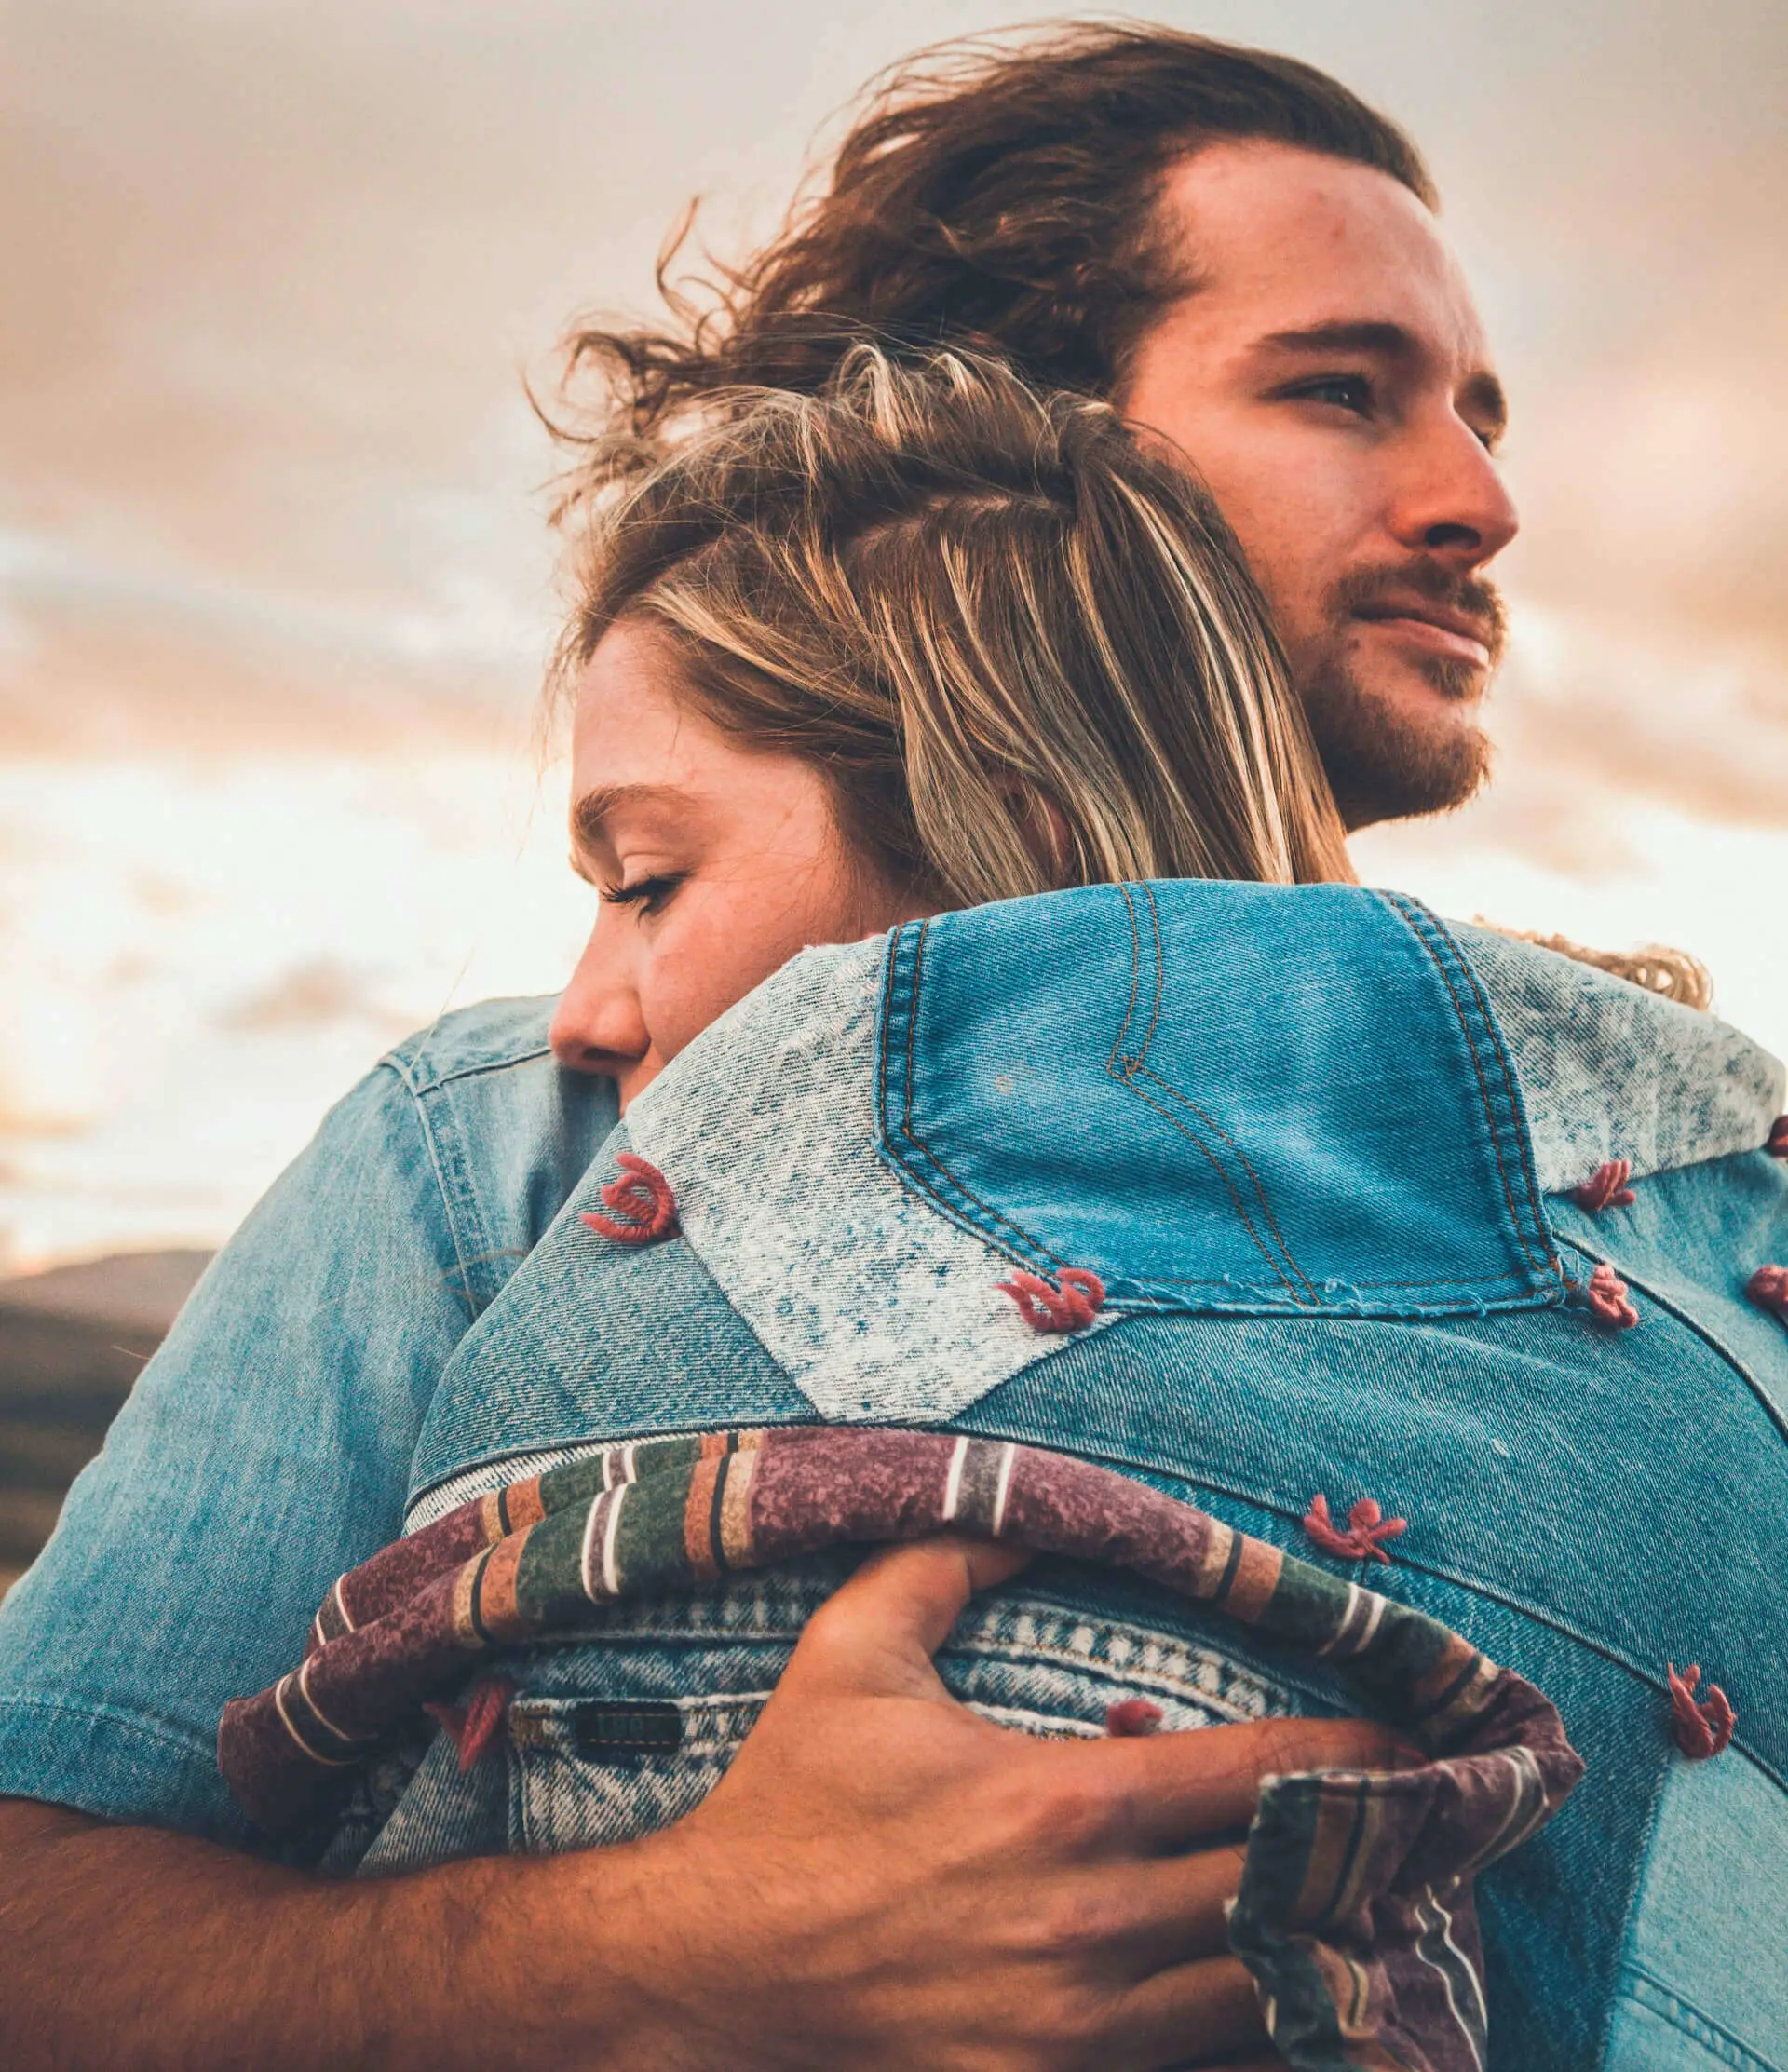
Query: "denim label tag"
568 1700 684 1754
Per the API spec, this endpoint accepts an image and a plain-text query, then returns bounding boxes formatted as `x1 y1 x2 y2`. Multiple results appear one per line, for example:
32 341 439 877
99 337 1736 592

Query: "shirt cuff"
0 1691 252 1847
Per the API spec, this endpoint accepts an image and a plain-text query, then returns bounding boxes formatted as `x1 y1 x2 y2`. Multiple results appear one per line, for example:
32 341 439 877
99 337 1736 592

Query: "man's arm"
0 1057 493 1849
2 1537 1402 2070
0 1797 645 2072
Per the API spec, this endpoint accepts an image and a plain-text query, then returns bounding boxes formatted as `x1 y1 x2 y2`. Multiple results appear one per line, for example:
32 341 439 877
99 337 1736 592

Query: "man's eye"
600 873 685 917
1283 373 1375 416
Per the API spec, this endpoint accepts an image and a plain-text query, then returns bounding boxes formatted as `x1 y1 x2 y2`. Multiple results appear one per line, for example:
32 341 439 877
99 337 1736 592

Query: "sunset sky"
3 0 1784 1269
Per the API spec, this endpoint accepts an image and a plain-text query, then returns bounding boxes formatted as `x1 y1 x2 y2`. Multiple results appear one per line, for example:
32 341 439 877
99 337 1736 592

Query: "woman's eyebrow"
569 781 685 855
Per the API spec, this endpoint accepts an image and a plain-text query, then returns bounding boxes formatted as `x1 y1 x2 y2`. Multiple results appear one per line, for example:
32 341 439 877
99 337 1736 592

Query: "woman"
541 340 1350 1098
2 350 1783 2072
225 344 1785 2069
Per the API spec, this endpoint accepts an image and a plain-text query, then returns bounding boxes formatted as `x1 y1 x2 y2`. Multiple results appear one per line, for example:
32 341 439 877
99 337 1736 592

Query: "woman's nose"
549 923 649 1074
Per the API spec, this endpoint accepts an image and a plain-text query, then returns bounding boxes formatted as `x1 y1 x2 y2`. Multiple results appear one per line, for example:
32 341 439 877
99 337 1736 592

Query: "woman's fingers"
1104 1953 1271 2067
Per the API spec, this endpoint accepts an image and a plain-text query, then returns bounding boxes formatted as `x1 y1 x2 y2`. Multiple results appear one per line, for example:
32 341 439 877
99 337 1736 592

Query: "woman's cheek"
645 860 847 1069
641 907 760 1067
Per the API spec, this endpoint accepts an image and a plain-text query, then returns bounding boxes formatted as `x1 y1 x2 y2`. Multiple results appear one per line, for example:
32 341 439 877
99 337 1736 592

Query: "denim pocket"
876 884 1563 1316
509 1691 770 1854
500 1573 1314 1859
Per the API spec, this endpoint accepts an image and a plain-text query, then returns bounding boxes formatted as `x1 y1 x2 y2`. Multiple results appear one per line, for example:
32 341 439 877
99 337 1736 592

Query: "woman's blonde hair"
549 345 1352 903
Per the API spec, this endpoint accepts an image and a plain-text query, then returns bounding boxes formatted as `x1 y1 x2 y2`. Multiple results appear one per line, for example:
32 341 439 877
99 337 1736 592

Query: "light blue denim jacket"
2 883 1783 2072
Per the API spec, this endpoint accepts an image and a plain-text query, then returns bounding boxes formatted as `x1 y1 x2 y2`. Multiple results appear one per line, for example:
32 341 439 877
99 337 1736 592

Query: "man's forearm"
0 1544 1375 2072
0 1800 644 2072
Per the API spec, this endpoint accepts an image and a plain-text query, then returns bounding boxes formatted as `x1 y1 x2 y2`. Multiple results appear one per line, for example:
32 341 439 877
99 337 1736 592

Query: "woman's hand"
598 1535 1409 2070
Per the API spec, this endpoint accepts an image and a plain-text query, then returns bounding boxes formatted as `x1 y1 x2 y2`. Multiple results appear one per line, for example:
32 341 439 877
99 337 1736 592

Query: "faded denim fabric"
0 1003 617 1843
1 884 1782 2072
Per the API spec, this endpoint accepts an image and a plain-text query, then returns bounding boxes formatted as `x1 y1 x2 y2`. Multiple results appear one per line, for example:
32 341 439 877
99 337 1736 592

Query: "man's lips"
1351 601 1495 670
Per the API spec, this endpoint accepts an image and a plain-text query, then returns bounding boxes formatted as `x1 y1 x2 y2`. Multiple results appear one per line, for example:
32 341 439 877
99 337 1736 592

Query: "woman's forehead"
573 621 720 778
570 621 832 851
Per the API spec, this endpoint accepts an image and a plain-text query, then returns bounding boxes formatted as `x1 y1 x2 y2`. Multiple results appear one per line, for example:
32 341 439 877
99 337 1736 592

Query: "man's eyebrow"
1257 318 1421 359
569 781 685 852
1256 320 1509 436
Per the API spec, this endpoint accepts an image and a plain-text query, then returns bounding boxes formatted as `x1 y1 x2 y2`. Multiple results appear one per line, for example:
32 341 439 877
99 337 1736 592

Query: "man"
6 26 1774 2072
563 23 1514 830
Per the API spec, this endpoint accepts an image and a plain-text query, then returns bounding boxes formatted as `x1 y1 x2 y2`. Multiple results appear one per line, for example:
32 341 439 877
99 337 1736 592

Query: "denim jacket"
2 882 1783 2072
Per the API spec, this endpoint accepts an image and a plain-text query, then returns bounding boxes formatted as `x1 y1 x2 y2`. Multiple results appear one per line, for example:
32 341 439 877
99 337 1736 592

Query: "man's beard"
1298 562 1508 829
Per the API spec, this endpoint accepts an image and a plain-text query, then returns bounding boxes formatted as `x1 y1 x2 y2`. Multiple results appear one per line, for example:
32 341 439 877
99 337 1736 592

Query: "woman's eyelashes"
600 871 687 917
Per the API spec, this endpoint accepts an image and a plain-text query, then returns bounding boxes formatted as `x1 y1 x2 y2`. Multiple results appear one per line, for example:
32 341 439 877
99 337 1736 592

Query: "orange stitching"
1136 880 1166 1065
1131 1063 1317 1294
1114 1070 1315 1304
1393 894 1552 1268
1108 884 1145 1074
1131 884 1315 1296
1103 884 1315 1302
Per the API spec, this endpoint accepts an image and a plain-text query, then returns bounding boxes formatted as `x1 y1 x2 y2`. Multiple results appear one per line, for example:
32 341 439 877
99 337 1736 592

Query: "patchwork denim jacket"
2 883 1783 2072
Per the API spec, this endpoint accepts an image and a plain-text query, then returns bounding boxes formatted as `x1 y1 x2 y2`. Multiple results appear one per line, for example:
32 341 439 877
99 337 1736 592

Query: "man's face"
1119 142 1517 828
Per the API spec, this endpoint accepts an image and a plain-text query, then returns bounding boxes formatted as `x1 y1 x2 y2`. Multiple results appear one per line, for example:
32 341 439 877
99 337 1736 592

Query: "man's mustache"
1330 561 1508 667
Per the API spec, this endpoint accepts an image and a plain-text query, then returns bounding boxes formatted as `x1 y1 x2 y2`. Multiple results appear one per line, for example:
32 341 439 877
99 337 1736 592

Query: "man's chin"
1301 659 1493 830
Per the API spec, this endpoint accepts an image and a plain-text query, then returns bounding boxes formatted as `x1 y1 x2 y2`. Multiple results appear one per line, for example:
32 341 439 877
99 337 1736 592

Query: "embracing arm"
0 1796 643 2072
0 1538 1397 2071
0 1055 496 1845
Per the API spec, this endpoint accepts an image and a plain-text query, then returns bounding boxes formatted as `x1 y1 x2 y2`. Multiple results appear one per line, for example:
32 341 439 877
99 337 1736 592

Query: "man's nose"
1390 415 1519 569
549 923 649 1075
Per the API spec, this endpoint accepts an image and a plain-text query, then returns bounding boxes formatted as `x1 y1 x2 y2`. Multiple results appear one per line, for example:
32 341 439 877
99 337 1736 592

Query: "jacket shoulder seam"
368 1060 482 1322
1553 1231 1788 1453
381 1040 555 1100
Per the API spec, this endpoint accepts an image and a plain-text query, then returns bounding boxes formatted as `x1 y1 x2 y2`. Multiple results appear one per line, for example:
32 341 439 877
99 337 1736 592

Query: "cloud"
0 526 549 756
1 0 1784 840
1440 602 1788 874
216 956 417 1036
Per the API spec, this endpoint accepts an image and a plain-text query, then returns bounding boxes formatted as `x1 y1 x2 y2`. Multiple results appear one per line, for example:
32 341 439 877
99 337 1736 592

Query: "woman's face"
549 618 928 1109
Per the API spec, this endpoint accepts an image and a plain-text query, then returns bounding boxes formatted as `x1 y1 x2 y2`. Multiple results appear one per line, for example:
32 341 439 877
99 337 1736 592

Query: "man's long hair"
550 23 1433 483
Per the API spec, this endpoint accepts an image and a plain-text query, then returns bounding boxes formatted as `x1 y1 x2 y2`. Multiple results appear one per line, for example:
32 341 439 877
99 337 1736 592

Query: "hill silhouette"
0 1251 212 1594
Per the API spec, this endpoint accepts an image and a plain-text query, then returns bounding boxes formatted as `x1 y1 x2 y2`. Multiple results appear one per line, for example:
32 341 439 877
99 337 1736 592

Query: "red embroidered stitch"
1767 1115 1788 1158
581 1154 679 1244
1303 1494 1407 1564
1667 1663 1735 1760
1105 1698 1164 1738
1573 1159 1635 1212
996 1266 1105 1333
423 1676 516 1772
1582 1262 1639 1330
1748 1265 1788 1320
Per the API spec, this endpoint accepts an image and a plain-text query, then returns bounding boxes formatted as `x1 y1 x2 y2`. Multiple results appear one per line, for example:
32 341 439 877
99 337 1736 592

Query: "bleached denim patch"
622 938 1116 1425
1455 923 1782 1193
1605 1749 1788 2072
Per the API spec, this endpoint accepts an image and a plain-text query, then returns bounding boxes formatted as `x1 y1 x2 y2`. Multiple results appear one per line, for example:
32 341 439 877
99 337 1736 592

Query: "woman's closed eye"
601 871 687 916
